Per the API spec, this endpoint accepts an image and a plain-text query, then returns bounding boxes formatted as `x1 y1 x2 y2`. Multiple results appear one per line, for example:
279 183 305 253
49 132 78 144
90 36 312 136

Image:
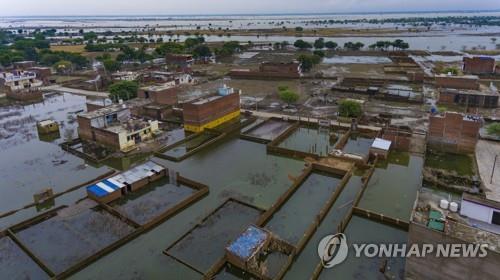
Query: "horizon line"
2 9 500 18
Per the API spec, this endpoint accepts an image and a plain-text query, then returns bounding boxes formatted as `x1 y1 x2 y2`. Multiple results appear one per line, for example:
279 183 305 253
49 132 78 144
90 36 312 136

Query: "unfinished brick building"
438 88 499 108
138 82 178 106
463 56 496 75
230 61 302 79
183 86 240 132
435 74 480 90
428 112 481 153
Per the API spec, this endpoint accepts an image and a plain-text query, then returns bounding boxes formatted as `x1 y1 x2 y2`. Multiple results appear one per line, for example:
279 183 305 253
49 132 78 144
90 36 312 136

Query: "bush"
298 54 321 72
294 39 312 50
278 86 299 105
487 123 500 136
338 100 363 118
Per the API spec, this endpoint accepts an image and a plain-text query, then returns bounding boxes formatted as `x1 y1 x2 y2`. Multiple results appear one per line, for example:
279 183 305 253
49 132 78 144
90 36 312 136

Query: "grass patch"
425 150 474 176
50 44 86 53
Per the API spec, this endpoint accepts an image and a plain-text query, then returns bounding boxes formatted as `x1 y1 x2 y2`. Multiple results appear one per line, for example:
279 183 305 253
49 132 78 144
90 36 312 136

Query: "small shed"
37 120 59 134
370 138 392 159
86 179 125 203
226 225 271 271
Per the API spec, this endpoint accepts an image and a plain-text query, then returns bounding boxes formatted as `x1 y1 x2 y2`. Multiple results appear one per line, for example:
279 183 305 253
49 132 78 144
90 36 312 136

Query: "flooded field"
278 126 343 156
160 132 217 159
264 172 342 245
166 199 262 274
359 152 424 221
342 134 374 156
318 215 408 280
15 199 134 273
112 177 196 225
0 235 49 279
0 93 111 214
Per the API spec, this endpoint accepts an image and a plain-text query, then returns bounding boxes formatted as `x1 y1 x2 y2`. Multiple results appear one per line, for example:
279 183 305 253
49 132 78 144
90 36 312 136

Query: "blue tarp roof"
227 226 268 259
86 179 121 197
87 184 109 198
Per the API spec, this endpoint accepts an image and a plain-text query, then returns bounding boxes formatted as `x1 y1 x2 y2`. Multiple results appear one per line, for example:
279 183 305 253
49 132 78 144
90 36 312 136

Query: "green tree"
54 60 73 74
295 26 304 32
294 39 312 50
278 86 299 105
338 100 363 118
325 41 338 49
103 58 121 72
83 32 98 41
298 54 321 72
442 67 459 75
314 38 325 49
108 81 139 101
192 44 212 58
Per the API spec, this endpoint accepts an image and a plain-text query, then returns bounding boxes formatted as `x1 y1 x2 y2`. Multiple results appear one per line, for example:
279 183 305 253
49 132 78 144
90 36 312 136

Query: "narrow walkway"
243 109 382 131
41 85 109 98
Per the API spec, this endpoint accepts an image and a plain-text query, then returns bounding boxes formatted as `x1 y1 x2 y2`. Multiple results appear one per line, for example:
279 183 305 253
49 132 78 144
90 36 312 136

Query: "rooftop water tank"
440 199 449 210
449 202 459 213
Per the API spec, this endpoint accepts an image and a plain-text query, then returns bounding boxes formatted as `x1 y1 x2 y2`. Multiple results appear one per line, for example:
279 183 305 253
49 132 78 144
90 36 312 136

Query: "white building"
460 193 500 226
0 71 43 100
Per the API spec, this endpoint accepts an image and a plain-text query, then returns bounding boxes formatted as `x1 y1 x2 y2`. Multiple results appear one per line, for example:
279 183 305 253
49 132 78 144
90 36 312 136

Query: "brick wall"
428 112 480 152
463 57 496 75
183 93 240 126
436 76 480 90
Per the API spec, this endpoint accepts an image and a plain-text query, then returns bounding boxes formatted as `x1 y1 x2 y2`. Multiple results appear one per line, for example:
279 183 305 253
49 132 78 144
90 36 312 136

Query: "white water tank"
449 202 459 213
440 199 450 210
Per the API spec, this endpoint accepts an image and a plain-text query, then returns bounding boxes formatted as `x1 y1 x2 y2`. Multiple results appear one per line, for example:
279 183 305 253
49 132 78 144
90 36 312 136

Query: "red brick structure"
428 112 481 153
28 67 52 85
438 89 499 108
382 127 412 151
165 54 193 73
138 82 178 106
435 74 480 90
230 61 302 79
463 56 496 75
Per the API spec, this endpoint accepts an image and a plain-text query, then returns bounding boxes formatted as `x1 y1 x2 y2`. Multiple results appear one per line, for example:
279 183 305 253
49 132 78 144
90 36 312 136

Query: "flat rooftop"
141 82 176 92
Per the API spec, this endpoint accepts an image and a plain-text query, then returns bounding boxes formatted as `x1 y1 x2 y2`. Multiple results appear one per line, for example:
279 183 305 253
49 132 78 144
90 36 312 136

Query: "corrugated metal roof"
371 138 392 151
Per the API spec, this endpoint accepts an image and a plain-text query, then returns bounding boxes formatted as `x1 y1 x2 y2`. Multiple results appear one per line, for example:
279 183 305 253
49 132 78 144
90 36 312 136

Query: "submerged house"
77 104 160 152
87 161 166 203
0 70 43 100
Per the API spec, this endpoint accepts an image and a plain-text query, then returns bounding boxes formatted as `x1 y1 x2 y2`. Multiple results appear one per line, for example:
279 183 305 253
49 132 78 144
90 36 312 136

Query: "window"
492 211 500 225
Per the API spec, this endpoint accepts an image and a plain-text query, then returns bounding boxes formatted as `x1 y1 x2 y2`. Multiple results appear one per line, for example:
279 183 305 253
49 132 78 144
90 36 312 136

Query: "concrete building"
438 88 499 108
111 71 141 81
28 67 52 85
183 85 241 132
0 70 43 100
428 112 482 153
77 104 159 152
138 82 178 106
230 61 302 79
463 56 496 75
13 60 36 69
435 74 480 90
460 194 500 226
369 138 392 159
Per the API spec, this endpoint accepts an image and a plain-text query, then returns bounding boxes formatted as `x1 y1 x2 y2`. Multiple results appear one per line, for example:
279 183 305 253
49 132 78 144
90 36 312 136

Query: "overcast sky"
2 0 500 16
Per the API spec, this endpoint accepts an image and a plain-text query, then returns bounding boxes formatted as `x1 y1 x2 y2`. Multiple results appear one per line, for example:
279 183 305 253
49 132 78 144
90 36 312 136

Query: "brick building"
138 82 178 106
435 74 480 90
165 54 194 73
428 112 482 153
438 88 499 108
230 61 302 79
77 104 159 152
463 56 496 75
183 86 241 132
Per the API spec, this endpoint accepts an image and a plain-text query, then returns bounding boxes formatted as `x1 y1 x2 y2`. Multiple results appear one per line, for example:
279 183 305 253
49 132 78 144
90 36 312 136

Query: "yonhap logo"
317 233 349 268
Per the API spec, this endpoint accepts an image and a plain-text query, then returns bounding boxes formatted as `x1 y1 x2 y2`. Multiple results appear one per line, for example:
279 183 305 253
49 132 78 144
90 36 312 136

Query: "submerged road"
41 85 109 98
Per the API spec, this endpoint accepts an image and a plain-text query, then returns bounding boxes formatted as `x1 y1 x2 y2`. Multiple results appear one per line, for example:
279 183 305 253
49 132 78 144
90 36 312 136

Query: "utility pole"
491 155 498 184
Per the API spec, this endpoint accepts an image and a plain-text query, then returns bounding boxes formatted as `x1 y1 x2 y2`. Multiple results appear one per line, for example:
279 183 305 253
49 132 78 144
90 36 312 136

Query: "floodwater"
166 200 262 274
283 175 364 280
161 132 216 158
0 235 49 279
112 177 196 225
0 93 111 215
318 215 408 280
323 56 392 64
15 199 134 273
278 126 342 156
342 134 373 156
264 172 342 245
359 151 424 221
72 137 304 279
